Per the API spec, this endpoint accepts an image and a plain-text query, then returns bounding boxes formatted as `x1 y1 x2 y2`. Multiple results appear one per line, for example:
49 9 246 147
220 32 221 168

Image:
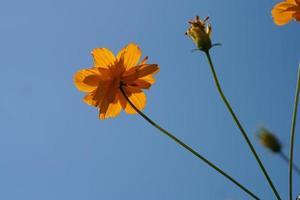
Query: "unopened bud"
257 128 281 153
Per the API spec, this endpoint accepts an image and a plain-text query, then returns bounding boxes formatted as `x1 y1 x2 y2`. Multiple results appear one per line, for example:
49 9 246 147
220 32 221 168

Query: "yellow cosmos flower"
74 43 159 120
272 0 300 25
185 16 212 52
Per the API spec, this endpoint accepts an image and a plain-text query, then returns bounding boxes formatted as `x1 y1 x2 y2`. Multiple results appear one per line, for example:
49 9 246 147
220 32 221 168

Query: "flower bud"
185 16 212 52
257 128 281 153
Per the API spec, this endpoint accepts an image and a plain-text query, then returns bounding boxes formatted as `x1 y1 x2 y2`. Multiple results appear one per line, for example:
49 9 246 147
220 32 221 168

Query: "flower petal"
98 67 113 80
74 68 101 92
99 97 122 120
127 75 156 89
129 79 152 89
82 80 111 107
83 91 98 106
286 5 300 11
117 43 142 69
272 2 296 25
122 64 159 83
98 76 121 119
92 48 116 68
136 64 159 78
140 75 156 84
273 12 294 25
287 0 298 4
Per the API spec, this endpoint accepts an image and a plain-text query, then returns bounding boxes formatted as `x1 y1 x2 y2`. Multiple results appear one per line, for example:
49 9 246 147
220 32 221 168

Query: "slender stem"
120 86 260 200
279 152 300 175
204 51 281 200
289 63 300 200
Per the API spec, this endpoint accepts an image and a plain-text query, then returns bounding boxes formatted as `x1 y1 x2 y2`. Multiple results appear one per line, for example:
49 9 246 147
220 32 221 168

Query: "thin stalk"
204 50 281 200
289 63 300 200
278 152 300 175
120 85 260 200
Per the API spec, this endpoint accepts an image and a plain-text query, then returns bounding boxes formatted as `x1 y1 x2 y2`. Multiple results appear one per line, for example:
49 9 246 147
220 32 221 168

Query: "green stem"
289 63 300 200
120 86 260 200
204 51 281 200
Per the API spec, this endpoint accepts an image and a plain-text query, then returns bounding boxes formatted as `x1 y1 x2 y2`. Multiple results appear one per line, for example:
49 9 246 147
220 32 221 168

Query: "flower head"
74 43 159 120
257 128 282 153
185 16 212 52
272 0 300 26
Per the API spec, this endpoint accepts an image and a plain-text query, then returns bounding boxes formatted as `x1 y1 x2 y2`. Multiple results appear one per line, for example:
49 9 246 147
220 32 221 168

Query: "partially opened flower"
272 0 300 26
74 43 159 120
185 16 212 52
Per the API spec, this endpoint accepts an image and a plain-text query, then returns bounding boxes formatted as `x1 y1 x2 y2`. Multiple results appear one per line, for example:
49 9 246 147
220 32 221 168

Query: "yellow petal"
136 64 159 78
275 2 296 9
140 75 156 84
83 91 98 106
99 97 122 120
98 78 121 119
126 75 156 90
286 0 298 4
98 67 113 80
118 87 146 114
272 2 295 25
129 79 152 89
117 43 142 69
108 56 126 77
74 68 101 92
122 64 159 83
273 12 294 25
92 48 116 68
83 81 111 107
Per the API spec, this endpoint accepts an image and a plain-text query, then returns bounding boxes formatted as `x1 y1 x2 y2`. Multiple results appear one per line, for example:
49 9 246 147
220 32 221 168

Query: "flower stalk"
288 63 300 200
119 85 260 200
204 50 282 200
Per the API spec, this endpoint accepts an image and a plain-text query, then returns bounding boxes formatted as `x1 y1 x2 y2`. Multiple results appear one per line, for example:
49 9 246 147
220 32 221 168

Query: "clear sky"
0 0 299 199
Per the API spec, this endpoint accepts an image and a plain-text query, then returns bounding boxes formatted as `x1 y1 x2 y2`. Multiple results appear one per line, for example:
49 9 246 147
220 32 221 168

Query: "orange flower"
74 43 159 120
272 0 300 25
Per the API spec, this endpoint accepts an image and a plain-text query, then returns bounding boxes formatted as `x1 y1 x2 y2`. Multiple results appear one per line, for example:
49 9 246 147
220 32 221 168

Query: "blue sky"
0 0 299 199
